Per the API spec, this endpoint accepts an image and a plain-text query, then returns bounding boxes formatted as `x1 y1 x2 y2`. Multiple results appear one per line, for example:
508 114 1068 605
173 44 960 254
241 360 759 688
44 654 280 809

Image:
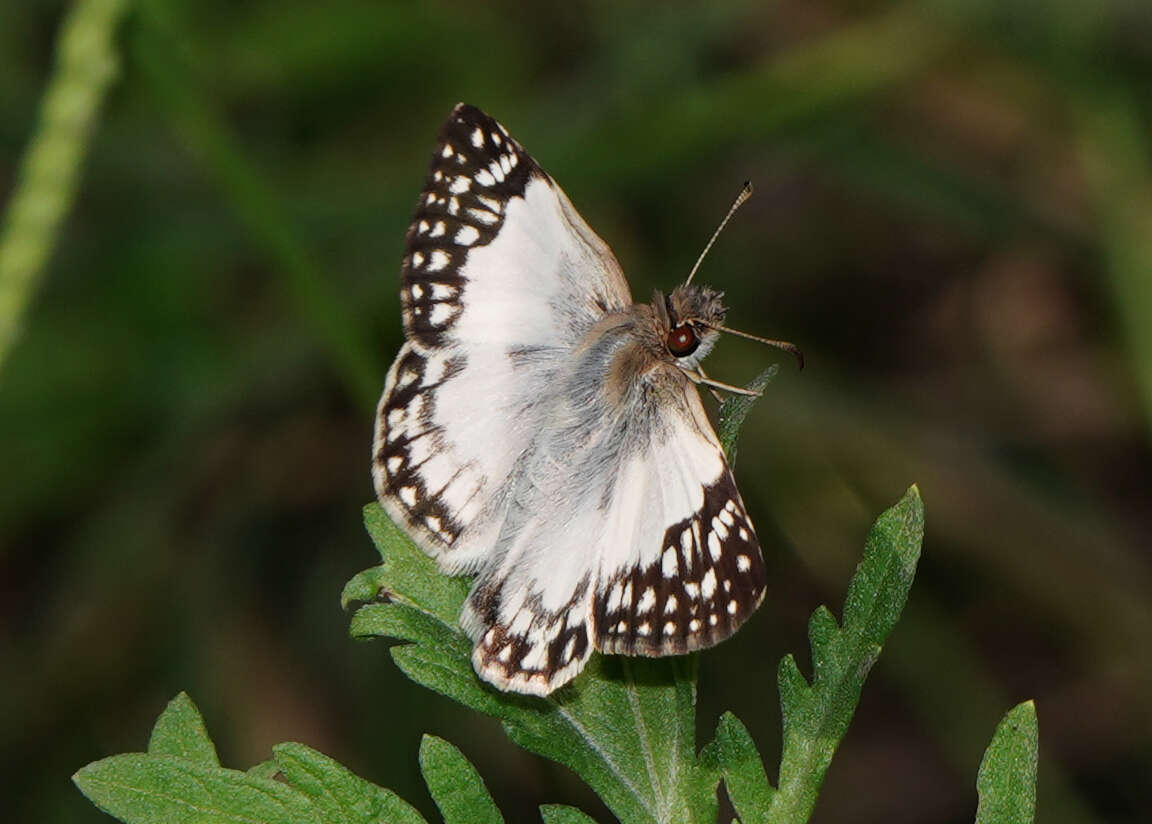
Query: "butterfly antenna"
702 322 805 370
684 181 753 286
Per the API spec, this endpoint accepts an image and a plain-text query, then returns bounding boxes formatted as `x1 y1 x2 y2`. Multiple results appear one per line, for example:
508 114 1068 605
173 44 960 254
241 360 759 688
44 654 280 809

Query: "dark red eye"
666 324 700 357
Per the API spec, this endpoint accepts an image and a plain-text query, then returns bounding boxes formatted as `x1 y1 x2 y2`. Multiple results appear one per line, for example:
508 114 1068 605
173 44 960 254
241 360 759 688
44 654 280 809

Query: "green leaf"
540 805 601 824
975 701 1038 824
419 735 503 824
274 742 427 824
77 693 430 824
699 712 774 822
768 485 924 823
716 366 777 464
146 692 219 765
355 506 719 824
73 754 323 824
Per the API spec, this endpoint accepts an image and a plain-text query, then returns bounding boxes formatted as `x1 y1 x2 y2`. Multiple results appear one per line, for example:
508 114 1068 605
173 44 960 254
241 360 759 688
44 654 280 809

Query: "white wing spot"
702 569 717 599
637 622 650 637
475 168 496 187
488 161 504 182
455 225 480 245
441 144 454 158
684 582 700 599
492 132 502 145
399 486 418 507
728 599 739 615
411 251 425 267
637 587 655 614
725 499 739 514
418 220 430 234
718 509 735 527
477 194 501 212
429 221 446 238
498 645 512 662
563 635 577 662
606 581 623 614
425 515 442 533
616 620 627 633
386 456 403 474
689 618 701 632
411 283 424 299
662 547 677 577
483 629 496 646
663 620 676 636
387 408 404 428
500 155 512 175
447 196 460 215
471 127 484 147
710 613 719 626
430 282 457 300
426 250 451 272
429 302 457 326
449 176 470 194
737 554 751 572
664 595 678 614
708 530 723 561
469 208 498 225
680 530 693 552
432 170 443 181
621 581 632 607
739 527 750 542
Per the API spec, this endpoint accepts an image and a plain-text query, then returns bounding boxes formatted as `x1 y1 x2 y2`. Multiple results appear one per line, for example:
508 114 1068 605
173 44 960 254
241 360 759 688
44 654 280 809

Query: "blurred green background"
2 0 1151 821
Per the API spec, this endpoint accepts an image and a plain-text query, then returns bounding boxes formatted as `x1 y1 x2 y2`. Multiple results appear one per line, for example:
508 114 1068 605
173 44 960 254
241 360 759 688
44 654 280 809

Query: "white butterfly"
373 104 797 696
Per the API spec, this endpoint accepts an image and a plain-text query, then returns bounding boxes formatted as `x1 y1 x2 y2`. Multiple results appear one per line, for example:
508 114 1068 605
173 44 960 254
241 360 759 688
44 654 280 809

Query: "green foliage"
419 736 503 824
74 485 1041 824
716 367 778 466
976 702 1039 824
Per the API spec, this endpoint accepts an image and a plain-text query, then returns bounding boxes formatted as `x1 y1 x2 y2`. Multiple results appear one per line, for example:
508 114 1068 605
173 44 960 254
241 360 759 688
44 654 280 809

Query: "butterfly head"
652 285 727 368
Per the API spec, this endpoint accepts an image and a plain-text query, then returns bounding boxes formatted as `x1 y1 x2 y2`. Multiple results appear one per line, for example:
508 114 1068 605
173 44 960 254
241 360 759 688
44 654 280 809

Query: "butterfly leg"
689 368 762 398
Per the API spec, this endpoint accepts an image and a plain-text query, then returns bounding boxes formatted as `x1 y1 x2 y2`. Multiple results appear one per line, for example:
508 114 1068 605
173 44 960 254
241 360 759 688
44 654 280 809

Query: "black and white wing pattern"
457 325 766 695
375 104 770 696
373 104 632 572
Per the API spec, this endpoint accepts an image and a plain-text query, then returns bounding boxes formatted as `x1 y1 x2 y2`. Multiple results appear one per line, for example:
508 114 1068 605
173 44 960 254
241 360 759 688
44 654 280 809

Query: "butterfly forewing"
374 105 631 571
375 104 771 696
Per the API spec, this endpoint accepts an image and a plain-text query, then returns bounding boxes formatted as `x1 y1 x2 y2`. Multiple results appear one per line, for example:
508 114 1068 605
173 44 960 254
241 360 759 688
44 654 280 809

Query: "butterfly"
373 104 799 696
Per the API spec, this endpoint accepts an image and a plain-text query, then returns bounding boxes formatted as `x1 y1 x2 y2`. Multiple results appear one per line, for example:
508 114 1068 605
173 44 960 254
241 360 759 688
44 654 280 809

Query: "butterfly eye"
666 324 700 358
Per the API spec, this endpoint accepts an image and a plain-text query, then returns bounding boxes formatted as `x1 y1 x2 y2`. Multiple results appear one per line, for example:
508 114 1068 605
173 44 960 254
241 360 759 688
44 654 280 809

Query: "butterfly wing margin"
374 105 633 572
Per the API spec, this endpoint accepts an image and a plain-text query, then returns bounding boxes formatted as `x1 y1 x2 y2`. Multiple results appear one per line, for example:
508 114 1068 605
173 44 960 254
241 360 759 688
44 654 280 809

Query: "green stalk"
0 0 130 376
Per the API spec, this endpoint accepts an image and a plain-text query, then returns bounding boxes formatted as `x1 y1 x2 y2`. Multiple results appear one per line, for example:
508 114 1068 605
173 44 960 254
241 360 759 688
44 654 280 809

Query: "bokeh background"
3 0 1151 821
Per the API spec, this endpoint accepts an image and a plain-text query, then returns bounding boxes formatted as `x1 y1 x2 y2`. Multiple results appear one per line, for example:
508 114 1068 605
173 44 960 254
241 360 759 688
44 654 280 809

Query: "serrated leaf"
540 804 601 824
73 754 322 824
769 485 924 823
354 508 720 824
419 735 503 824
699 713 774 822
975 702 1038 824
717 367 777 464
146 692 219 765
274 742 427 824
359 503 471 624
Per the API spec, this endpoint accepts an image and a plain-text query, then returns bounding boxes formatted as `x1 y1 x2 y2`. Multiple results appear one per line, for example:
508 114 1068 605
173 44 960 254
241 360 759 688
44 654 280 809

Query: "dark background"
3 1 1151 822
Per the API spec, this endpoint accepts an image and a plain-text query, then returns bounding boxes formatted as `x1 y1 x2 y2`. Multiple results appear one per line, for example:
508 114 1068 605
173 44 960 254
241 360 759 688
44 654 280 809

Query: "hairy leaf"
146 692 219 766
275 742 427 824
976 701 1038 824
768 485 924 822
419 735 504 824
540 804 602 824
699 712 774 822
73 754 322 824
717 367 777 464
